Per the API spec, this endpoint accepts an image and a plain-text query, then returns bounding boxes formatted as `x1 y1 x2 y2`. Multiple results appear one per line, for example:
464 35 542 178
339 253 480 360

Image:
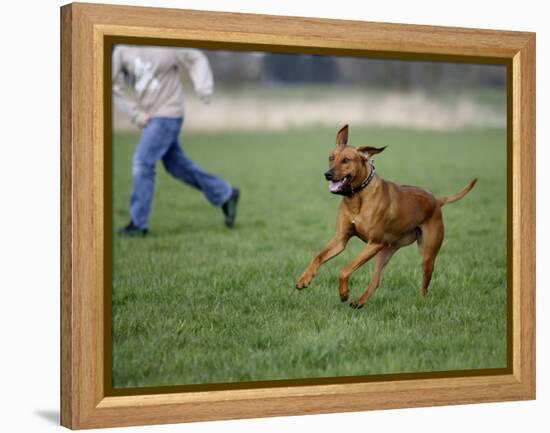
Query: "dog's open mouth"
329 175 351 193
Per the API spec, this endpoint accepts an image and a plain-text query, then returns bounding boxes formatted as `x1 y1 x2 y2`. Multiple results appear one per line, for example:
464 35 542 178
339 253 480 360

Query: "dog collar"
350 164 376 195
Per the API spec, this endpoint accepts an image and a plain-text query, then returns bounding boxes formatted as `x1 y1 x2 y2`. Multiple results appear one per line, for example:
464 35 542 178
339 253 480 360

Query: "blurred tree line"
206 51 505 90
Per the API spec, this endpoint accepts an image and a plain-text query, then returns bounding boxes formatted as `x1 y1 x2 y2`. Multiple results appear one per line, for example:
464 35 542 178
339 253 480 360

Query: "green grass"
112 126 507 388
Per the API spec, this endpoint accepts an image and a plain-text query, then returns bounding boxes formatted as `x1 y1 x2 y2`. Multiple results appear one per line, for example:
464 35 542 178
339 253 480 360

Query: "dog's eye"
342 158 350 164
328 156 335 162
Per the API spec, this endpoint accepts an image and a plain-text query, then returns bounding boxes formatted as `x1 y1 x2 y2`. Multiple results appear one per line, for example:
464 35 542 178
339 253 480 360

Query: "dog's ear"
336 124 349 147
357 145 387 160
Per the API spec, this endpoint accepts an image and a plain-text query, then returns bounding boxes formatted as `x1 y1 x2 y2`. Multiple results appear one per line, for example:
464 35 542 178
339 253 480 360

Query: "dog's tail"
437 178 477 207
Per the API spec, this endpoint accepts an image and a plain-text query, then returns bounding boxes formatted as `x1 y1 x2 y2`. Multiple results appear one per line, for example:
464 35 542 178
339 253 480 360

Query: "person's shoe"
118 221 148 237
221 188 240 228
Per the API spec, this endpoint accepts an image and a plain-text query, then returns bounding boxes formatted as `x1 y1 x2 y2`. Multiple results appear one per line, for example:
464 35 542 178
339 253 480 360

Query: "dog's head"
324 124 386 195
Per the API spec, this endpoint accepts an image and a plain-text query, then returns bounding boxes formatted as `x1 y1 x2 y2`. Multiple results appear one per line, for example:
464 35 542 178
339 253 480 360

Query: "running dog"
296 124 477 308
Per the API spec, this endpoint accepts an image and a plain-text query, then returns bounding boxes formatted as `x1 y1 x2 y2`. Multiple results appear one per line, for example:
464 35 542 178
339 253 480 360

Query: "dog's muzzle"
328 175 351 195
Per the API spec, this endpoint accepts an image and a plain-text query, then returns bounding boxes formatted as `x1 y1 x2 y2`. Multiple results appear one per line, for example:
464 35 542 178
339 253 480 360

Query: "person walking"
112 45 239 236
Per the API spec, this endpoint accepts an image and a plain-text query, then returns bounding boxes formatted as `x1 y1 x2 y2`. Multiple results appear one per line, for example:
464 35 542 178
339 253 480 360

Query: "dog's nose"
324 170 333 181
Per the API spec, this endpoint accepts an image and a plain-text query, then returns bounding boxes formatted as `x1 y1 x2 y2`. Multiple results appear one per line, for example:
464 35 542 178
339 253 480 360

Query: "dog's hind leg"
418 211 444 298
349 231 417 308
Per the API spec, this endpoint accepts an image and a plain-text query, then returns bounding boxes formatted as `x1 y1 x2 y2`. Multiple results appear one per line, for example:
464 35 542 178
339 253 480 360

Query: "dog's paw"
339 294 349 302
349 300 364 309
295 275 312 289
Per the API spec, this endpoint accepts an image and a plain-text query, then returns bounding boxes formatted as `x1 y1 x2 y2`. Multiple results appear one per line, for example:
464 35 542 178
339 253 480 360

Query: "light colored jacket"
112 45 213 125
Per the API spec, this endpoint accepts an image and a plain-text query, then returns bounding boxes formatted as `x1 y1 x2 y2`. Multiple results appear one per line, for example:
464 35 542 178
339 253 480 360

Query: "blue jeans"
129 117 232 229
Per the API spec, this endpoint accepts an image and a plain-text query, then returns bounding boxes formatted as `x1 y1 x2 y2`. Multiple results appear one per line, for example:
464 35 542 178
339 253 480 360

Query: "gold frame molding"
61 2 536 429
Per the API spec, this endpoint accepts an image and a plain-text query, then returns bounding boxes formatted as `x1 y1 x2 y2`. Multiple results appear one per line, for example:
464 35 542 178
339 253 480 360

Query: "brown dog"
296 124 477 308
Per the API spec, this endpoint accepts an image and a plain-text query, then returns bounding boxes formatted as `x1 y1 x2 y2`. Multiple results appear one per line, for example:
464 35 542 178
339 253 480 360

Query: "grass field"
112 126 507 389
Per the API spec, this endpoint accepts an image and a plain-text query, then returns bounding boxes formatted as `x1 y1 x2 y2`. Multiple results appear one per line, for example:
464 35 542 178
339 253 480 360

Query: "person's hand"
137 113 151 129
200 94 212 105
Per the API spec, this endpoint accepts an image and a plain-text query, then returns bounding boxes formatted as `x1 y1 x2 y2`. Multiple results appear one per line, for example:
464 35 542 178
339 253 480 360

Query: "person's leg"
162 136 233 207
128 118 181 229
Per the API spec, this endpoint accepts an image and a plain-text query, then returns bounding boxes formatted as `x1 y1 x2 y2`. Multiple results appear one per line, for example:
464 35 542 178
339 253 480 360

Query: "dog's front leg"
296 235 349 289
338 242 384 304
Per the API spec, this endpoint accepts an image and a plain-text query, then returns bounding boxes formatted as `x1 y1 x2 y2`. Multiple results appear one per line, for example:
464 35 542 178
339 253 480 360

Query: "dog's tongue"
329 180 344 192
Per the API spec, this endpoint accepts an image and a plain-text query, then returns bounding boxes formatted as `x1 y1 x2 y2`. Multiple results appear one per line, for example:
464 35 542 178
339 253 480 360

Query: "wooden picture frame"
60 2 535 429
